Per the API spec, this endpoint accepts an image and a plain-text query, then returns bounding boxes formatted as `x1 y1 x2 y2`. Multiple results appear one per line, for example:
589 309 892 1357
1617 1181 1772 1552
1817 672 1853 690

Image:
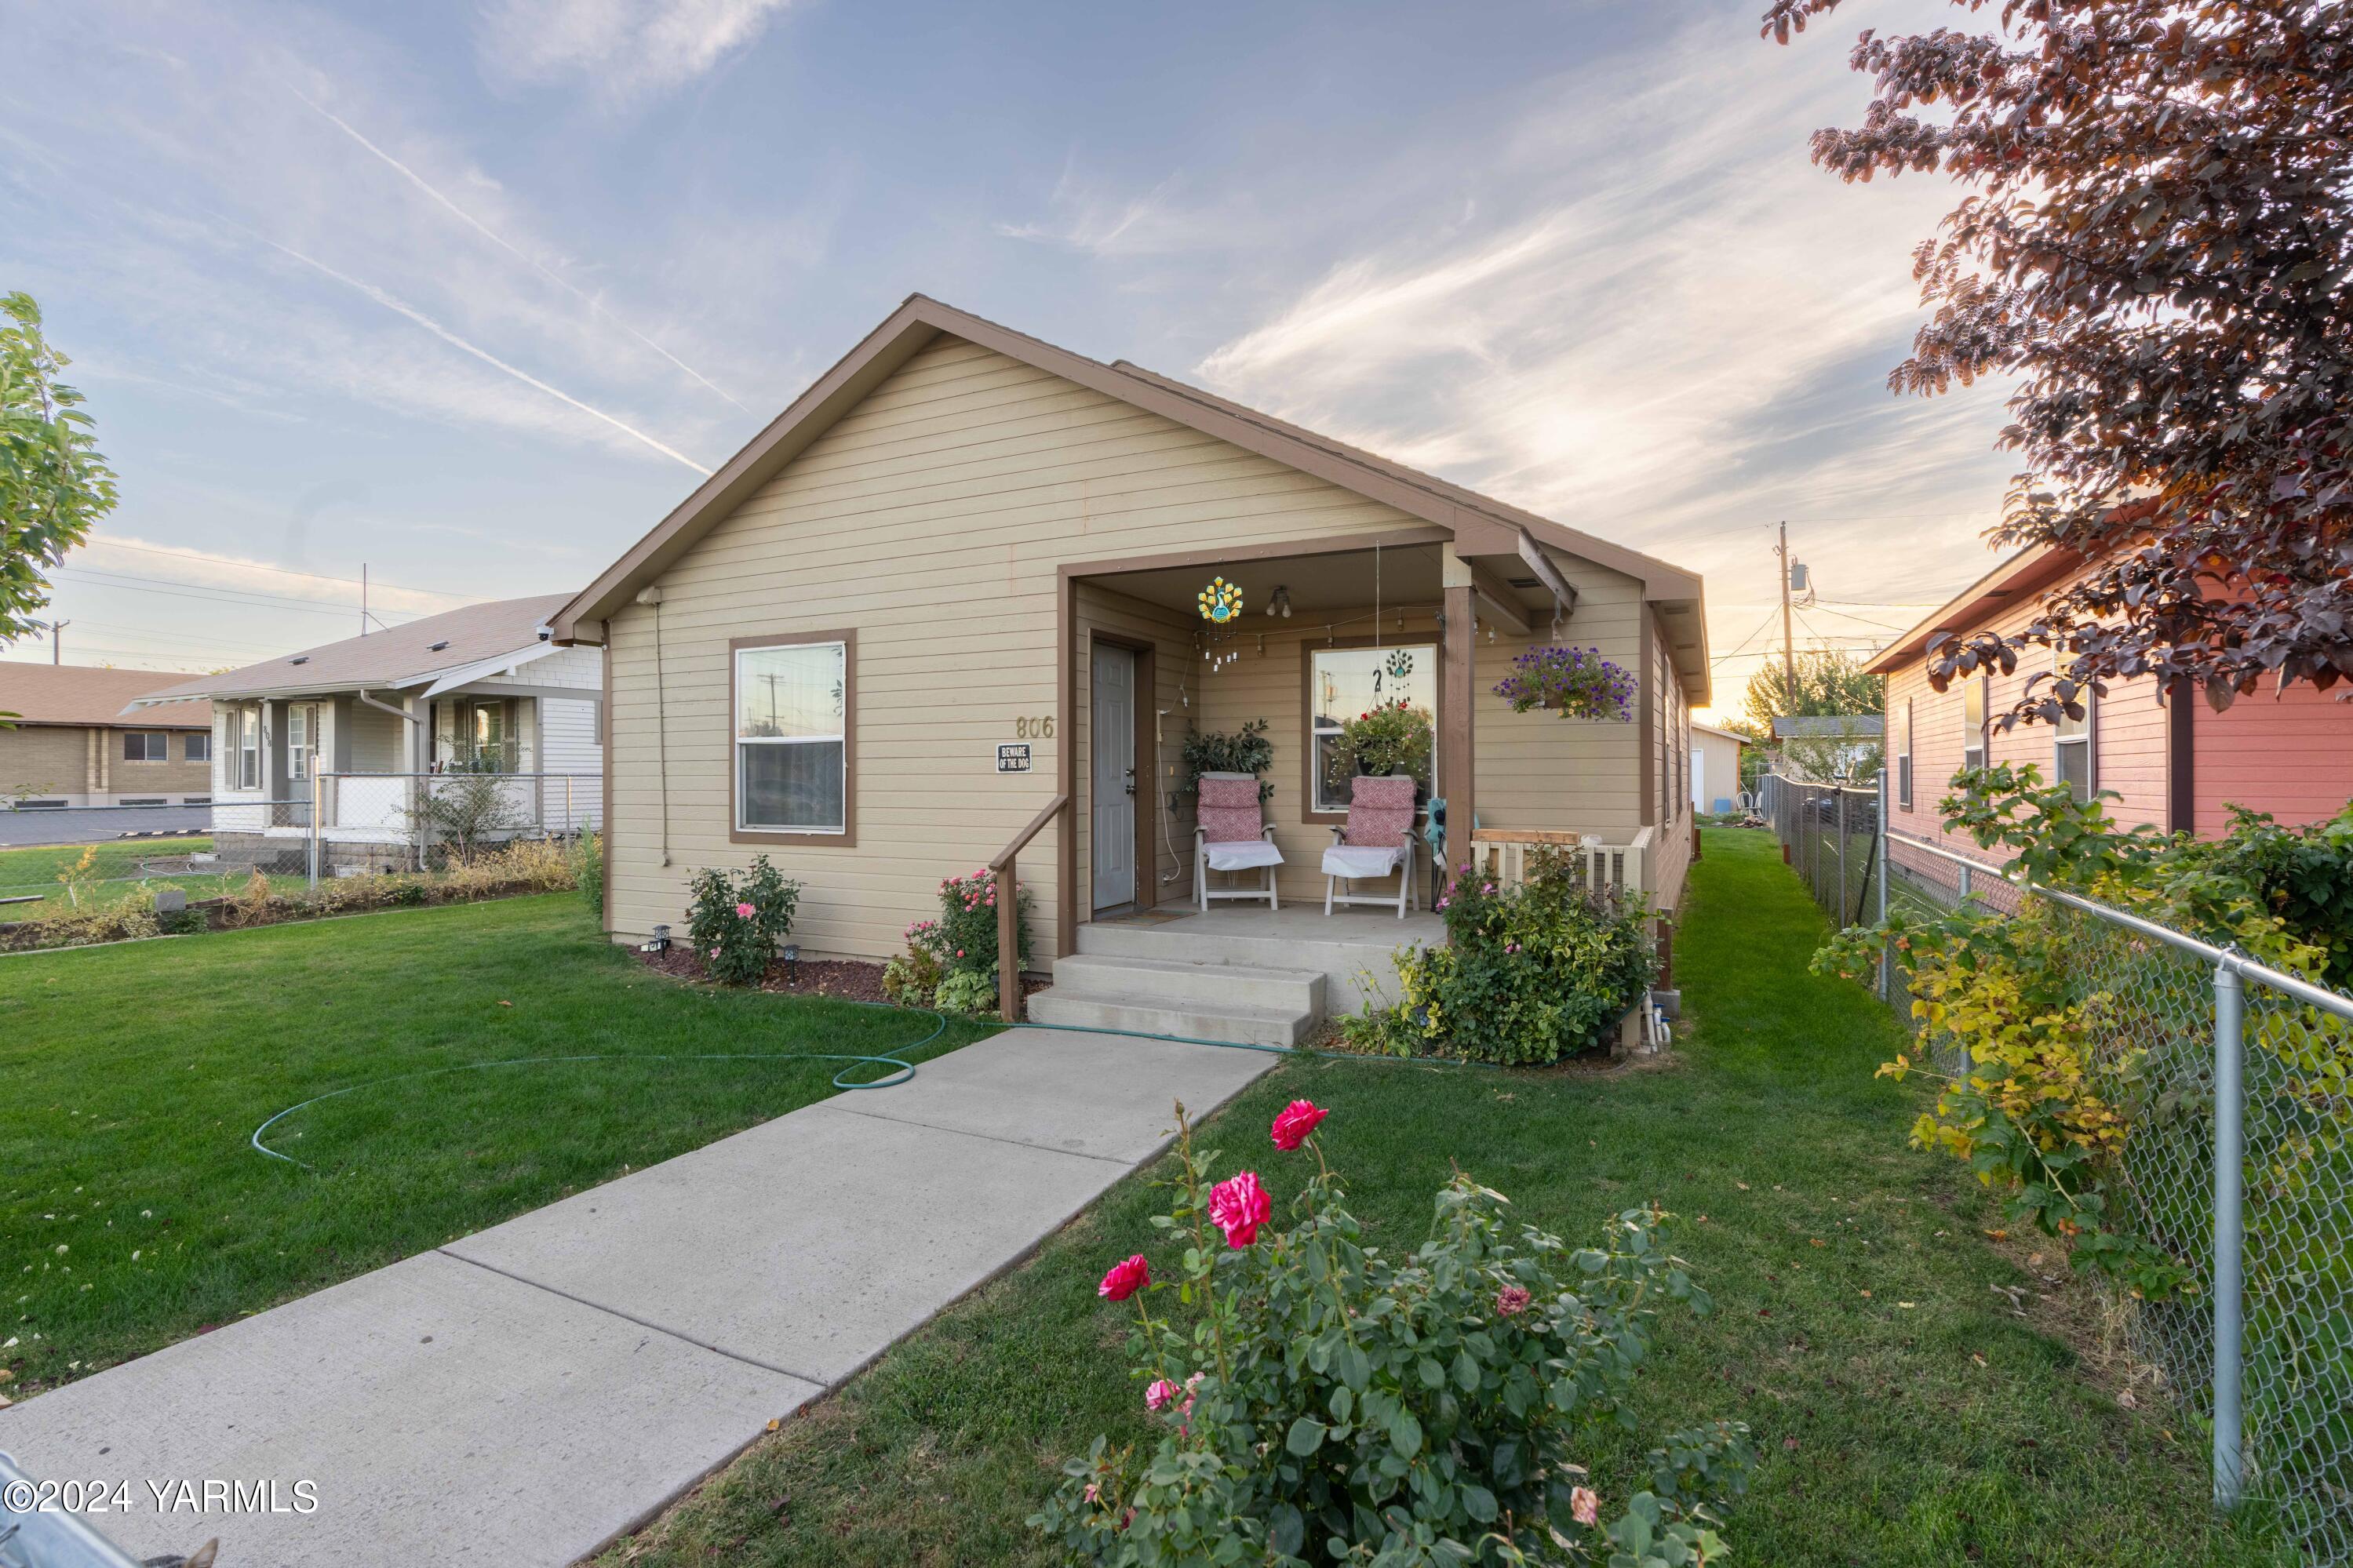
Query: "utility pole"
1776 522 1798 716
360 565 369 637
47 620 68 664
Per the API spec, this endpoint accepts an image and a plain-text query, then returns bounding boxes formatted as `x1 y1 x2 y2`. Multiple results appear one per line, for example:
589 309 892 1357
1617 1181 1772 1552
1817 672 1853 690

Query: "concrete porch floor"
1094 903 1446 948
1076 902 1444 1017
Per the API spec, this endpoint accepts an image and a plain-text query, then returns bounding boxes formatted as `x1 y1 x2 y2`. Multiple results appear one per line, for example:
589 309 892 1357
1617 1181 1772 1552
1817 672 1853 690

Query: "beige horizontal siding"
605 333 1692 963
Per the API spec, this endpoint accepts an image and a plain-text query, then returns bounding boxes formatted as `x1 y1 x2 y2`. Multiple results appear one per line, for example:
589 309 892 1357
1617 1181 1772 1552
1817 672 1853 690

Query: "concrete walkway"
0 1028 1274 1567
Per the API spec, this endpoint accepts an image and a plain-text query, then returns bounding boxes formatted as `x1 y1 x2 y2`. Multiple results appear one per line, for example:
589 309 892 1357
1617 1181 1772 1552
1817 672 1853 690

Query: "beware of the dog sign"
996 743 1033 773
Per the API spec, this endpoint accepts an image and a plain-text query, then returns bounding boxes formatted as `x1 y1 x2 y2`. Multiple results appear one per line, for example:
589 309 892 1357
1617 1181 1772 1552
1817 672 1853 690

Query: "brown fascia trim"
1865 541 2097 676
725 628 859 849
552 293 1706 640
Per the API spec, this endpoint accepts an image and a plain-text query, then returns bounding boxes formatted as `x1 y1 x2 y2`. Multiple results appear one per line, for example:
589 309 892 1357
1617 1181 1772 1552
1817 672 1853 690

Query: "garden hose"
246 991 1563 1172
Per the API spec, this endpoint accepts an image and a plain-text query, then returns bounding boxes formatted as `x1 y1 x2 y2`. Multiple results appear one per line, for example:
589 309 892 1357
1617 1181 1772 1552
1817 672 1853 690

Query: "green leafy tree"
1739 646 1882 732
2 293 116 644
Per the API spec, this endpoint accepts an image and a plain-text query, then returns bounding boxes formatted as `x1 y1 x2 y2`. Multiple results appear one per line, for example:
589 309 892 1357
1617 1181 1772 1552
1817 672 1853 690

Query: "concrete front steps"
1029 949 1326 1047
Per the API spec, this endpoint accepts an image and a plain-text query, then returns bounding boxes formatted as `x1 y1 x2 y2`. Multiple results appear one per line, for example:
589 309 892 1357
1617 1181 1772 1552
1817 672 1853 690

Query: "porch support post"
1441 545 1478 886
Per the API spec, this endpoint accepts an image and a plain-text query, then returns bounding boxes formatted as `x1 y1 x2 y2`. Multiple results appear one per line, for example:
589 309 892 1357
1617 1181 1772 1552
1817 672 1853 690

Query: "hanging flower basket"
1492 646 1636 722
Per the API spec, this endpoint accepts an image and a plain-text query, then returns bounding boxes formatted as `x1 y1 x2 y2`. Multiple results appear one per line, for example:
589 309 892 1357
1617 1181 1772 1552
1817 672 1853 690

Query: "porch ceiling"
1087 543 1550 620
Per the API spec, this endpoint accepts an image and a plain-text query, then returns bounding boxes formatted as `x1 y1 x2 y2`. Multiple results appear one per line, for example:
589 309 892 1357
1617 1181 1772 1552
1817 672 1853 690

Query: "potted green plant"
1331 699 1434 800
1179 719 1275 802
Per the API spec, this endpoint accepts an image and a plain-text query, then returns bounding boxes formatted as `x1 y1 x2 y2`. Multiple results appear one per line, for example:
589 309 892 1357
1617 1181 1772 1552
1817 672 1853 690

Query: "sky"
0 0 2022 721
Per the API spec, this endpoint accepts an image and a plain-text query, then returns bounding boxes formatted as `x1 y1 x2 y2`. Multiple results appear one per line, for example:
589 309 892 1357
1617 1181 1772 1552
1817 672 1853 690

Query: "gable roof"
0 663 213 728
133 595 574 705
1691 721 1752 746
551 296 1708 689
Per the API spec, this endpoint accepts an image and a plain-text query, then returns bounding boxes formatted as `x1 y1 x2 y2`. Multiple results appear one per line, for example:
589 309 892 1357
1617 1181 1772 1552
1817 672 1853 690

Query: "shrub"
1819 766 2353 1300
932 967 999 1018
930 866 1030 982
684 856 802 985
1349 850 1655 1064
1032 1101 1750 1566
1180 719 1275 802
882 943 943 1007
571 830 605 917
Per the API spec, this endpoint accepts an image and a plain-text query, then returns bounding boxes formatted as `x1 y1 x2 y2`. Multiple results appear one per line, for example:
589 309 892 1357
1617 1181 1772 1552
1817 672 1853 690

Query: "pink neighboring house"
1868 543 2353 852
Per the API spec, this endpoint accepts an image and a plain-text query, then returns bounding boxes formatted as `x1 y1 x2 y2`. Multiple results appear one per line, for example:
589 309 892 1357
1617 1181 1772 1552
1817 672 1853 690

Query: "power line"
51 566 429 621
86 540 479 602
1802 601 1916 634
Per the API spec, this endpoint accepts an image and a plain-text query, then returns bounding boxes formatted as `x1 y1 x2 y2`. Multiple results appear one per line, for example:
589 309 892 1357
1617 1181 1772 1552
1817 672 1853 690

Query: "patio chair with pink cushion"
1321 773 1420 918
1193 771 1283 911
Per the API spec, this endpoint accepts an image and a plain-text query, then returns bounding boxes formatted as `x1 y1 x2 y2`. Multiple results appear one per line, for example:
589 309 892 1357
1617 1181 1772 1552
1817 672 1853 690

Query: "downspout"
637 588 671 868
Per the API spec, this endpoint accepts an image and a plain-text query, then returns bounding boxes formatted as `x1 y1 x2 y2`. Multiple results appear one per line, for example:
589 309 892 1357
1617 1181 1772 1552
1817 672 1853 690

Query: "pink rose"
1207 1171 1272 1248
1496 1284 1532 1316
1145 1377 1180 1412
1571 1486 1600 1527
734 901 755 919
1097 1253 1150 1301
1269 1100 1328 1151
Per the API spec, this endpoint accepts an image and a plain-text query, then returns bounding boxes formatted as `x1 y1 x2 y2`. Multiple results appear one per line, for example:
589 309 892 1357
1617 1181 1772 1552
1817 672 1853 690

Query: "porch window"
287 703 319 783
1961 678 1987 772
1308 642 1437 814
234 710 261 791
734 634 851 836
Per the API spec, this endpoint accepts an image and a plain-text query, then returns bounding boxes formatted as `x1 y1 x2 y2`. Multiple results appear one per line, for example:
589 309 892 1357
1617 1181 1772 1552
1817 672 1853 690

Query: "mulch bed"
632 946 1050 1008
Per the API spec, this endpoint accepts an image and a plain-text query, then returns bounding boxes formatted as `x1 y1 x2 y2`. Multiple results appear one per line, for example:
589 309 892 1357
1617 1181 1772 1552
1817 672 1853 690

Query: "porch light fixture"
1265 585 1292 618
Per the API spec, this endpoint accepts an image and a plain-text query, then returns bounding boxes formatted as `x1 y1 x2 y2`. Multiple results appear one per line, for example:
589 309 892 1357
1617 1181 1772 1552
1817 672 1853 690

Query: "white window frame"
1961 678 1987 772
286 703 319 784
184 731 211 763
1307 642 1439 817
1895 697 1914 811
731 634 852 839
235 709 261 791
2053 655 2095 801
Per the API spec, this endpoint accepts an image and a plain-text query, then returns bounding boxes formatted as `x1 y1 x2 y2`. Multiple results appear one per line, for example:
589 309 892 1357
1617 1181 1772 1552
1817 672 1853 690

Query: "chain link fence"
1 773 600 922
1765 773 2353 1559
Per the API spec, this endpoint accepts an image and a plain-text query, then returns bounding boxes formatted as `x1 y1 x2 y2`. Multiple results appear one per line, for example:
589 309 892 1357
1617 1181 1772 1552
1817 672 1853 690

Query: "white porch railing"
1470 825 1652 899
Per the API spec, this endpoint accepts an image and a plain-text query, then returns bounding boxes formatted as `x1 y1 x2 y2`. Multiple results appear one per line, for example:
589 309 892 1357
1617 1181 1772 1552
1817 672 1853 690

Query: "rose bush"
683 856 801 986
1032 1101 1750 1566
884 868 1033 1017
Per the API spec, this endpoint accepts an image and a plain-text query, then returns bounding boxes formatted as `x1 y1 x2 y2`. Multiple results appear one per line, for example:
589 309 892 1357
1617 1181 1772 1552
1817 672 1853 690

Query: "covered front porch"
1054 529 1666 938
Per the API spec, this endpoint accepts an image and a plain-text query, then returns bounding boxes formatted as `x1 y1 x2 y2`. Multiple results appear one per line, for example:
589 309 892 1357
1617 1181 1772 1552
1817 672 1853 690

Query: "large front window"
287 703 319 782
735 637 850 835
1961 678 1987 772
1308 643 1436 814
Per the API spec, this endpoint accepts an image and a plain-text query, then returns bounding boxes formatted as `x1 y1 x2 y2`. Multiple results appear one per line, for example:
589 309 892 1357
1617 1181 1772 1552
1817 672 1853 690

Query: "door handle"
1124 768 1137 797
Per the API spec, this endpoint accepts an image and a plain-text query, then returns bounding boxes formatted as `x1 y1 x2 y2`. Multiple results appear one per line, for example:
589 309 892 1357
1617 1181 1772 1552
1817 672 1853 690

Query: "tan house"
552 296 1708 1032
0 663 214 808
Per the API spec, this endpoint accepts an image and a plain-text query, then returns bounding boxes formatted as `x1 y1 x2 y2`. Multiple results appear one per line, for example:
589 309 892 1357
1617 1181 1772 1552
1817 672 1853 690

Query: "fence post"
2211 956 2247 1512
1876 770 1891 1002
308 771 323 889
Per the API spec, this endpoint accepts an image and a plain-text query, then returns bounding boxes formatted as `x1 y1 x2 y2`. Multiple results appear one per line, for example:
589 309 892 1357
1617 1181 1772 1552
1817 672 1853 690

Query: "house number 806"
1014 715 1055 739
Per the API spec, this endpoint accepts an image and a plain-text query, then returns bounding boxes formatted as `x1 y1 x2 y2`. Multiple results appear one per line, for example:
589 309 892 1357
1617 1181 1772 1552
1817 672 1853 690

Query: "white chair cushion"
1322 844 1406 879
1204 840 1285 871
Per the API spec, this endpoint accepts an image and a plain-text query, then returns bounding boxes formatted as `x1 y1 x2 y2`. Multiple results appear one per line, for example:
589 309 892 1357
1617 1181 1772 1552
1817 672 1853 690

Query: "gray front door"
1091 644 1137 911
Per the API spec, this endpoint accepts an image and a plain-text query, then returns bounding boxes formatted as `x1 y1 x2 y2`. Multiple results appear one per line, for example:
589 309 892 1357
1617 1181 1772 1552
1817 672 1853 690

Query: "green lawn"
0 894 994 1392
598 828 2283 1568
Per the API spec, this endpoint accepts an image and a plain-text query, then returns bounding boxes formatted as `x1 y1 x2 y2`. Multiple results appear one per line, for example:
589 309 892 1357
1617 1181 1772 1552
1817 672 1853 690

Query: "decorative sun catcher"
1197 574 1246 670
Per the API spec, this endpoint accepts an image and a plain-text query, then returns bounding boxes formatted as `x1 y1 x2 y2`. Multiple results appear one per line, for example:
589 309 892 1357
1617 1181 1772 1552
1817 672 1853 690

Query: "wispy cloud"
994 167 1203 259
284 84 754 412
477 0 798 100
257 236 716 475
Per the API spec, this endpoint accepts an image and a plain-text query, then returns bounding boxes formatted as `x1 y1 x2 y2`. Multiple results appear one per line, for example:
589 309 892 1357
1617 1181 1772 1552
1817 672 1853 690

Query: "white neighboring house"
133 595 603 874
